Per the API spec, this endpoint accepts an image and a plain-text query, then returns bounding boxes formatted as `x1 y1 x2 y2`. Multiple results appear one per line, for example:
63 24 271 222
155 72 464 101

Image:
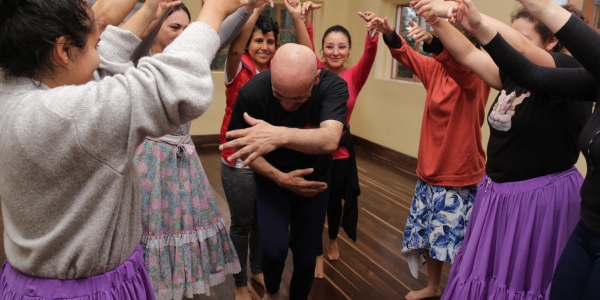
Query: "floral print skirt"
401 178 477 278
134 136 240 300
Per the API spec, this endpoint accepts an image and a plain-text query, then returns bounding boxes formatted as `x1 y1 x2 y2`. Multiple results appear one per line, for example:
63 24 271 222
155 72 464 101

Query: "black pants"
550 220 600 300
221 163 262 287
255 178 329 300
317 159 349 256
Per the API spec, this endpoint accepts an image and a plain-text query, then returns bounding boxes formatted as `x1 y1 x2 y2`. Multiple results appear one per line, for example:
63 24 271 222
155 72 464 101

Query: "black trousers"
317 158 349 256
550 220 600 300
221 163 262 287
255 178 329 300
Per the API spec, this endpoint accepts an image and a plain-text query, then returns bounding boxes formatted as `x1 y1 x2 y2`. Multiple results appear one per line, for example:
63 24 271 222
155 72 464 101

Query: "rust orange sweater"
386 33 490 186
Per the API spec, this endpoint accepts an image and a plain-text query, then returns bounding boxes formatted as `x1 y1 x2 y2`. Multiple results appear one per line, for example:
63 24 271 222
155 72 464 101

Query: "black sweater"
484 14 600 235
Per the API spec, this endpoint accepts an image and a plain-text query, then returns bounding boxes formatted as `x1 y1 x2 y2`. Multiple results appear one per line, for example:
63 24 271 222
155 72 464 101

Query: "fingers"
243 112 260 126
408 19 416 27
290 168 315 176
223 127 251 141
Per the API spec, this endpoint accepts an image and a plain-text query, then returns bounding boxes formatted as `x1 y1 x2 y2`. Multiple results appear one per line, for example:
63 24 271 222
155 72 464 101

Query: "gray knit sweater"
0 22 218 279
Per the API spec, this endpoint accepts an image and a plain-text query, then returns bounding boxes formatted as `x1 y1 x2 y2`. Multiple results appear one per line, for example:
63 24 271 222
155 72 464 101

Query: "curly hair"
511 4 586 52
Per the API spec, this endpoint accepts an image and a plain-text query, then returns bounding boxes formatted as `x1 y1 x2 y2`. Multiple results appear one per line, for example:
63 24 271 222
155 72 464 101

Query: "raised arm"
483 32 597 101
349 12 379 81
517 0 600 82
414 0 556 67
121 0 181 39
367 16 436 85
429 18 502 89
225 5 266 82
284 0 312 49
92 0 139 32
45 0 247 171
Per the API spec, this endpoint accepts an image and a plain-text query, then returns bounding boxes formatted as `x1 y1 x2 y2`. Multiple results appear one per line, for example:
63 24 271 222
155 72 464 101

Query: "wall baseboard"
350 135 418 174
191 134 418 174
192 134 220 146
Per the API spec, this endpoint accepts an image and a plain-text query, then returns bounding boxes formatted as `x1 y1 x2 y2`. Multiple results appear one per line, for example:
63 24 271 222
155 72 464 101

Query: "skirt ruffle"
442 167 582 300
134 137 240 300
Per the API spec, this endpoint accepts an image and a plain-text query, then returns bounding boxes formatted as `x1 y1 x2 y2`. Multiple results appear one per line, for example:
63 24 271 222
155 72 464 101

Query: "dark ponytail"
0 0 95 80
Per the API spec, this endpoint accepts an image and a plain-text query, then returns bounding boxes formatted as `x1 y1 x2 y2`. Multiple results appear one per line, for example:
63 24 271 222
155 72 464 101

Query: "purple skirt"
442 167 582 300
0 245 155 300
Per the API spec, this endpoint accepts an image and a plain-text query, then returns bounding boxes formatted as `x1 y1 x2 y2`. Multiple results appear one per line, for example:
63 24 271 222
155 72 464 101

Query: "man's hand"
220 113 285 166
276 168 328 197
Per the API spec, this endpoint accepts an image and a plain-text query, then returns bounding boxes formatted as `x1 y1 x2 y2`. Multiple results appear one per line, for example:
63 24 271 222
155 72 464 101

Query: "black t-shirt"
227 69 349 184
485 52 592 183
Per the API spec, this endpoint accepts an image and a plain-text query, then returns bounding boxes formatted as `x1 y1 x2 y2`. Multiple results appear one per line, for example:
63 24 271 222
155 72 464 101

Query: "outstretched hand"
144 0 182 20
220 113 284 167
412 0 456 19
284 0 303 18
277 168 328 197
248 0 274 8
446 0 481 32
407 19 433 44
301 1 322 15
359 11 379 37
367 16 394 36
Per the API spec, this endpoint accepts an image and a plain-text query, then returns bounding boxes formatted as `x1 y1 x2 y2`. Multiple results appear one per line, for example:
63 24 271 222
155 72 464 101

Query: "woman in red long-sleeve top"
367 15 490 300
303 3 379 279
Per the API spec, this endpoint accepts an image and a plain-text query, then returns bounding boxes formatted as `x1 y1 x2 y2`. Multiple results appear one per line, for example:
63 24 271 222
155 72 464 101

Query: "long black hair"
0 0 95 80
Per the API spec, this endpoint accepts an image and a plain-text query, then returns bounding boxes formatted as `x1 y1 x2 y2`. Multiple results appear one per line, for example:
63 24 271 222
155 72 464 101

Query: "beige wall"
183 0 587 174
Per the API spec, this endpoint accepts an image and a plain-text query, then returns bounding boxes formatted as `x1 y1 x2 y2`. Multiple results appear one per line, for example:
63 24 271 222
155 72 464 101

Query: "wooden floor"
194 145 449 300
0 145 448 300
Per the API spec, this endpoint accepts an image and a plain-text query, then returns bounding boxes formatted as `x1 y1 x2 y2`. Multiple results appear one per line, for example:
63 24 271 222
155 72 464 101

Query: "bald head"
270 44 321 111
272 44 318 88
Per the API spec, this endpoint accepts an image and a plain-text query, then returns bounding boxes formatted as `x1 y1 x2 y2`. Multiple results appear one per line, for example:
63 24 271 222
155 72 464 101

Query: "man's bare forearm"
249 156 283 184
279 122 342 154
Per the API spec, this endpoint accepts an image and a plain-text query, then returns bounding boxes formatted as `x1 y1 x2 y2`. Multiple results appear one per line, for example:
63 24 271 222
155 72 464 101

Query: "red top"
388 34 490 186
220 54 262 165
308 24 379 159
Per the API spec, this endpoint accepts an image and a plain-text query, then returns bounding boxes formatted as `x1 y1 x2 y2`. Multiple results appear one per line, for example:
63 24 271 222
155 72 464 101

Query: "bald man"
222 44 349 300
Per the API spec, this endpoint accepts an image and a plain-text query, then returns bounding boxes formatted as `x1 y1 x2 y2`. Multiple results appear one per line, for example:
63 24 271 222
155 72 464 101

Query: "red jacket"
220 54 261 165
388 34 490 186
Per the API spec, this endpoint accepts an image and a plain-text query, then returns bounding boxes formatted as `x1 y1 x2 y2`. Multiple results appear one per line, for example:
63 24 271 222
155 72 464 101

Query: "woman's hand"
411 0 457 19
408 19 433 44
367 16 394 35
284 0 303 19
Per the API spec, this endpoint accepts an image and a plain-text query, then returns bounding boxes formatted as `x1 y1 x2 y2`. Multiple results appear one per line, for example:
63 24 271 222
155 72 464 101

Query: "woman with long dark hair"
0 0 263 298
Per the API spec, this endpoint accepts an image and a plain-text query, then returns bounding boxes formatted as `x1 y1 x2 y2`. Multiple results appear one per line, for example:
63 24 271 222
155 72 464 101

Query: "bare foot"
251 273 266 289
315 255 325 279
405 286 442 300
234 286 252 300
328 239 340 260
262 291 280 300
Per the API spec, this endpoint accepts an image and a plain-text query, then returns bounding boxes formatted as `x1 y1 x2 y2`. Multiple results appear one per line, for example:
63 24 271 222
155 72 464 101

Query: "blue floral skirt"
401 178 477 278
